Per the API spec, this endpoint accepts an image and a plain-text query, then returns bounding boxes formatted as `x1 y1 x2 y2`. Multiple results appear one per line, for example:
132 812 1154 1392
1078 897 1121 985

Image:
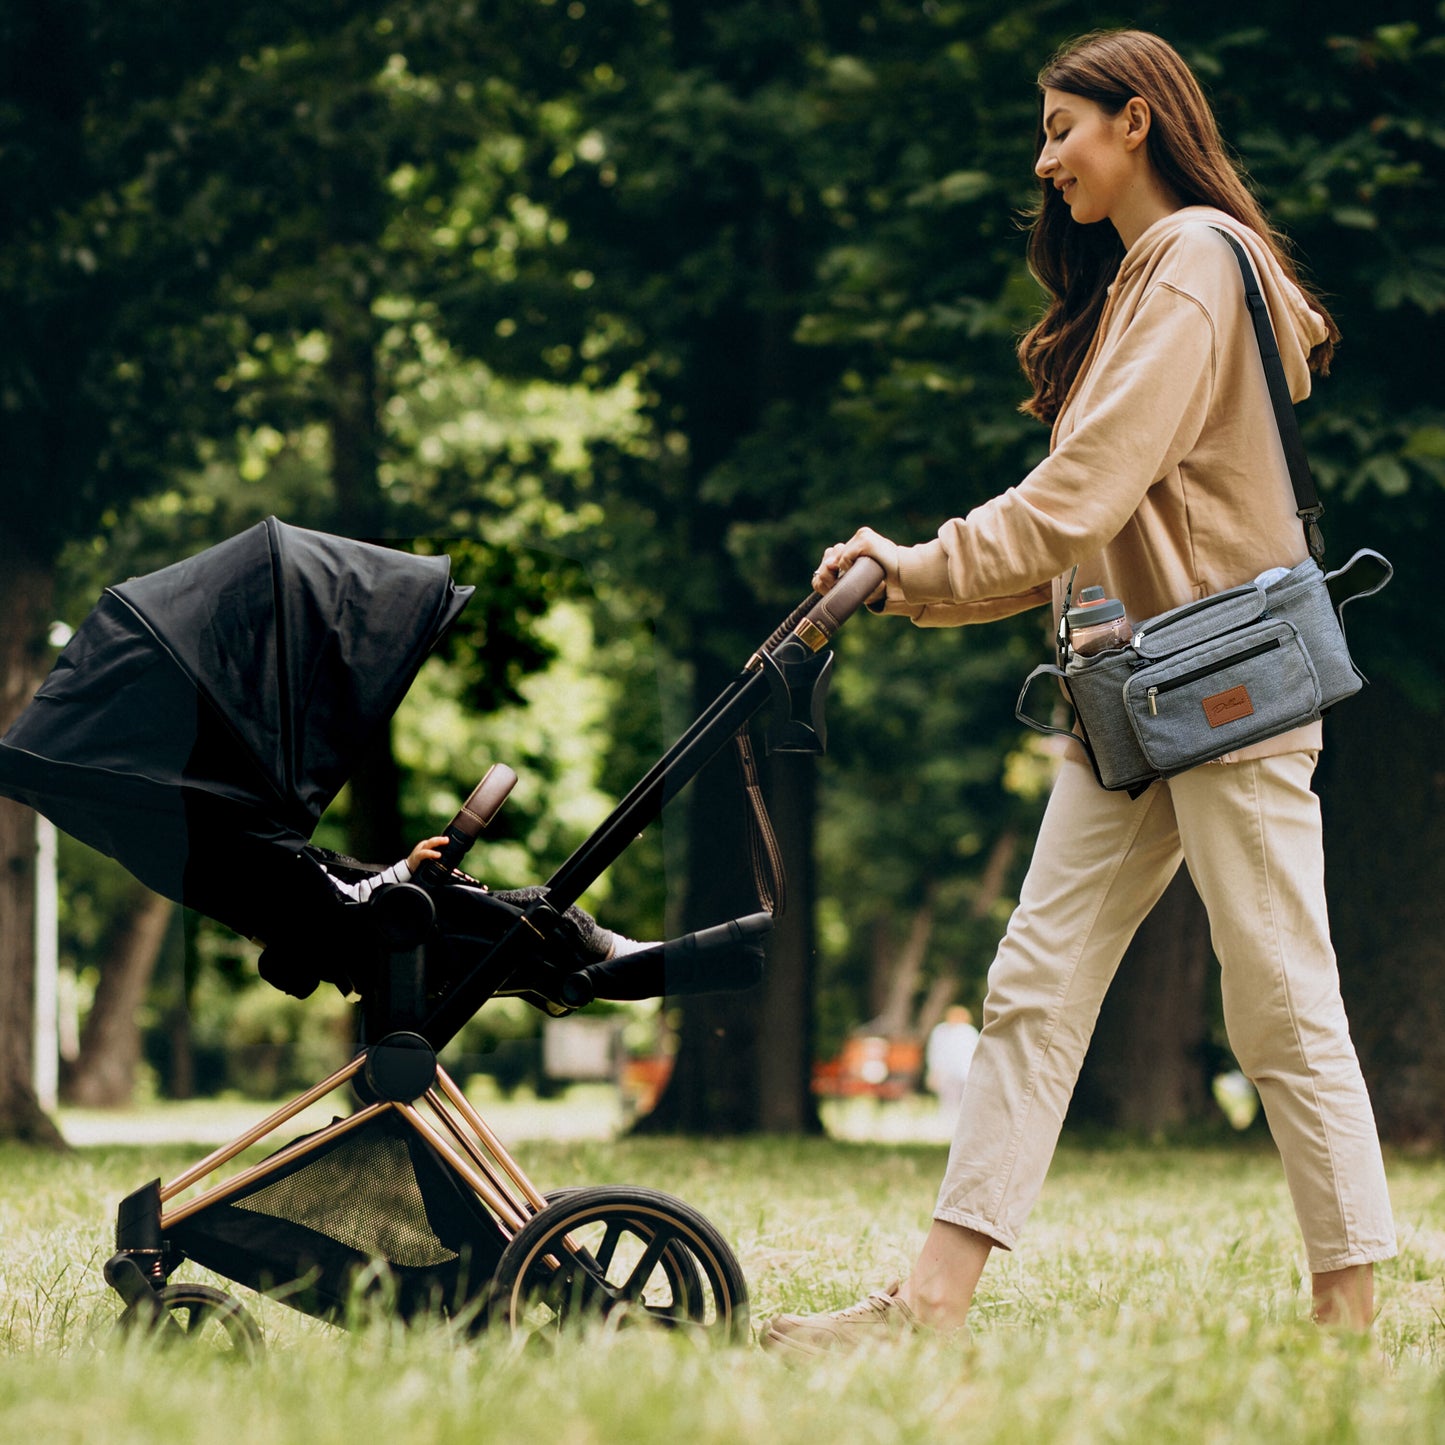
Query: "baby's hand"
406 836 451 873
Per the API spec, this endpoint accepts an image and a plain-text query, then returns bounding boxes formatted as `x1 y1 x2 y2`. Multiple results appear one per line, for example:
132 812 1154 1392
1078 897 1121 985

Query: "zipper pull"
1148 686 1158 717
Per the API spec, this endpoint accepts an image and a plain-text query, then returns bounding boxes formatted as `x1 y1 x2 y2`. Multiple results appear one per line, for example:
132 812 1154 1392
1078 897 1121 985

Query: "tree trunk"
973 828 1020 922
346 722 406 865
1071 867 1215 1133
1317 679 1445 1145
915 974 959 1043
897 828 1018 1041
0 536 65 1145
320 278 407 867
634 717 823 1134
754 750 822 1134
61 889 174 1108
626 16 818 1133
637 740 765 1133
869 894 935 1037
162 911 201 1100
327 309 382 536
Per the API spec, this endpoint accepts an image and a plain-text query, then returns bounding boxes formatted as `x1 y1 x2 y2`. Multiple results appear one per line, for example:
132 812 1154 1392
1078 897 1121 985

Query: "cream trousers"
935 751 1396 1273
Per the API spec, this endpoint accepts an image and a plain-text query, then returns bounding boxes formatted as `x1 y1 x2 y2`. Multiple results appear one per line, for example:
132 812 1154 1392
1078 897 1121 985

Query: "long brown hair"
1018 30 1338 424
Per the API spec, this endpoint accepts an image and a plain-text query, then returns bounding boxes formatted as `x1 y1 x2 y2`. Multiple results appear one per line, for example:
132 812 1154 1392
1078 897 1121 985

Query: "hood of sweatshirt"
1114 205 1328 402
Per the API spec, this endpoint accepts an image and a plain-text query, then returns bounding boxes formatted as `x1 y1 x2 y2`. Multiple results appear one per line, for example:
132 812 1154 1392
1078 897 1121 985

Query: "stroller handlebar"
800 556 886 642
417 562 882 1049
413 763 518 886
753 557 886 667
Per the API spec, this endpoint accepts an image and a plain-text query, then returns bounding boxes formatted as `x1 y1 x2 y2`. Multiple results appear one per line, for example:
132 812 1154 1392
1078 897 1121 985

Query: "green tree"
443 0 1073 1130
1057 9 1445 1137
797 5 1445 1143
501 0 1439 1149
0 1 278 1140
0 0 583 1132
12 0 1442 1149
1222 13 1445 1141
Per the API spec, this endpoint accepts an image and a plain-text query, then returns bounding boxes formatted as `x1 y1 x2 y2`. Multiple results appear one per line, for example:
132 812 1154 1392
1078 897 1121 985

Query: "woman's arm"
820 283 1217 613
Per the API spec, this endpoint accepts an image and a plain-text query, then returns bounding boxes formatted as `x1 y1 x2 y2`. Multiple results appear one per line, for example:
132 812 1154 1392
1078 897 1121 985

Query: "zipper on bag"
1145 637 1282 717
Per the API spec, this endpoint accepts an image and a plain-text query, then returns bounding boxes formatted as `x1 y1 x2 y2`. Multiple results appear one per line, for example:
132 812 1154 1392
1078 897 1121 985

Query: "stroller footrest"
567 912 771 1004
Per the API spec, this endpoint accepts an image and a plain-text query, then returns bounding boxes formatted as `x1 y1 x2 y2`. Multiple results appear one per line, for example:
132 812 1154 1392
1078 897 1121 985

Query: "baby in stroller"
254 828 762 1016
326 835 656 960
265 833 653 989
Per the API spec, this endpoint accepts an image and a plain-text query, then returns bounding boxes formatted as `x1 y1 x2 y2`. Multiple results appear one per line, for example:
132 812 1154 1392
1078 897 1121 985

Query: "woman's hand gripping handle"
797 555 886 648
813 528 898 600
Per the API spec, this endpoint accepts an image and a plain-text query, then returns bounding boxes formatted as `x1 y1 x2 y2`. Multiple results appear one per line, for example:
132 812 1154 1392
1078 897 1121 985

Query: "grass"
2 1097 1445 1443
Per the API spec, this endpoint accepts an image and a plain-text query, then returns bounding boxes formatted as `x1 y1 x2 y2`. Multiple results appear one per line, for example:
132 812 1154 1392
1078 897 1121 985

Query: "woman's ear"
1122 96 1152 151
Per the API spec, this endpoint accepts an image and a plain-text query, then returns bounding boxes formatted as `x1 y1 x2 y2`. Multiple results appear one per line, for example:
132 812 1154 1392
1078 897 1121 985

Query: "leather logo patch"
1203 685 1254 728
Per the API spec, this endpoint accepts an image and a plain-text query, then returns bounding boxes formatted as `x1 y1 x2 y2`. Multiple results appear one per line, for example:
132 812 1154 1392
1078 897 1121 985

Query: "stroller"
0 517 880 1354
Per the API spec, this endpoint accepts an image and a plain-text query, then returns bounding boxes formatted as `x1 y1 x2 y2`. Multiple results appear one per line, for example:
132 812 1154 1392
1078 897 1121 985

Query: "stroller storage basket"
167 1109 510 1323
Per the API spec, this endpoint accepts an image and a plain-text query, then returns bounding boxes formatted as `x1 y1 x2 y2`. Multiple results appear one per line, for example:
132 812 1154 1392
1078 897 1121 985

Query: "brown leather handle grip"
795 557 885 646
451 763 519 841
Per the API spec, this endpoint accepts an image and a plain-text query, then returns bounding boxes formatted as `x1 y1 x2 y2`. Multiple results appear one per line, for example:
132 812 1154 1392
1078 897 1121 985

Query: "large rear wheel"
490 1185 748 1344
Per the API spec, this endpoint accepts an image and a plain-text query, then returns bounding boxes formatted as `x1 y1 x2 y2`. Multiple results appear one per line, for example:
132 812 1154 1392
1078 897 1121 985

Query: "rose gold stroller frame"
106 1036 754 1344
101 1040 593 1342
157 1056 549 1240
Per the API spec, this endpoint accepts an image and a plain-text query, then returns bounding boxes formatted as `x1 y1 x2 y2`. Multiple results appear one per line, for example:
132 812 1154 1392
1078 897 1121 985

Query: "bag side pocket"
1063 648 1156 791
1265 557 1367 708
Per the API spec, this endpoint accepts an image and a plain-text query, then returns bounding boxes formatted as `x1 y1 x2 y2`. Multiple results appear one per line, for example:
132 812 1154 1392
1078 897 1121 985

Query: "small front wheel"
490 1185 748 1344
113 1283 264 1360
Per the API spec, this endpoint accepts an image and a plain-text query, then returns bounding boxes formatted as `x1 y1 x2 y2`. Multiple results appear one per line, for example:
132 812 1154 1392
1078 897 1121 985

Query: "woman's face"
1035 89 1136 229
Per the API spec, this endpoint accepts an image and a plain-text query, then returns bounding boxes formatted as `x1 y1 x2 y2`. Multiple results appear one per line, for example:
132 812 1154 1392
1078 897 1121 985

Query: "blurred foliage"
8 1 1445 1125
455 0 1445 1050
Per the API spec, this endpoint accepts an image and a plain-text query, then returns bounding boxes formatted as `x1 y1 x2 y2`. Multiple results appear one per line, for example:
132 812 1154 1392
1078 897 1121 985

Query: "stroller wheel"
533 1186 705 1325
113 1283 265 1361
490 1185 748 1344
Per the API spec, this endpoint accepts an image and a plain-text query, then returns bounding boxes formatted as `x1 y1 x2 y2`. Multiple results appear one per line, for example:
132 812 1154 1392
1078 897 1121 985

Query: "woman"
761 29 1394 1357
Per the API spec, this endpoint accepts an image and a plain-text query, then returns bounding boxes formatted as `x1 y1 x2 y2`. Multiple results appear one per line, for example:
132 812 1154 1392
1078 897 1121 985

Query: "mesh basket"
168 1109 509 1322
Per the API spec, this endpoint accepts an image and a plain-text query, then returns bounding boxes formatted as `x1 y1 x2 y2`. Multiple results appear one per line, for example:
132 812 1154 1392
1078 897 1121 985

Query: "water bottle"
1066 586 1132 657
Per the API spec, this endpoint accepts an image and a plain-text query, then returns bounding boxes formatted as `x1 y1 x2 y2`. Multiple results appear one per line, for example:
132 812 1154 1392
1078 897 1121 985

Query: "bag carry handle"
1016 663 1077 743
1016 663 1108 782
1016 664 1155 796
1325 548 1394 686
1326 547 1393 614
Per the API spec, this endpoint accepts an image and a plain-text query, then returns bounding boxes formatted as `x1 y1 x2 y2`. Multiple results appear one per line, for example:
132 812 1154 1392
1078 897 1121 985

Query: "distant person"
925 1006 979 1123
762 29 1394 1358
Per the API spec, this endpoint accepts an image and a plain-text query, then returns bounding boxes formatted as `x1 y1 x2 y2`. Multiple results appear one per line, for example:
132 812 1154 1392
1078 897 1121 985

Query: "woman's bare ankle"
896 1219 994 1330
897 1275 971 1331
1311 1262 1374 1332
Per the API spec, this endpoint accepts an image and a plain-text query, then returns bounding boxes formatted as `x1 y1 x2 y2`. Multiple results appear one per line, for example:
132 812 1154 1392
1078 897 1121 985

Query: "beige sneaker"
760 1281 924 1360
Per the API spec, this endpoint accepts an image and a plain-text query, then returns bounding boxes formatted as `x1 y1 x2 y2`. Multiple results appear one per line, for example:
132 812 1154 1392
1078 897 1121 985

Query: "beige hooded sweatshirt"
877 204 1329 758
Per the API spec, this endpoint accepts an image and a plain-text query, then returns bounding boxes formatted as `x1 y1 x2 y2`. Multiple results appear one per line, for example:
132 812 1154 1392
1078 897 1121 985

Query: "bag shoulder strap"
1211 227 1326 567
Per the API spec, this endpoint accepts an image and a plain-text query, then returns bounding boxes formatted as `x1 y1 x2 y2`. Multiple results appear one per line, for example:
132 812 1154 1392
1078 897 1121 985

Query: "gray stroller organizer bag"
1017 550 1391 792
1015 229 1392 794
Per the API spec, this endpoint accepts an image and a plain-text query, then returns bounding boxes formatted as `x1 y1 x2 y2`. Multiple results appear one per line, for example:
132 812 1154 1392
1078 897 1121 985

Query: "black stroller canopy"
0 518 472 937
